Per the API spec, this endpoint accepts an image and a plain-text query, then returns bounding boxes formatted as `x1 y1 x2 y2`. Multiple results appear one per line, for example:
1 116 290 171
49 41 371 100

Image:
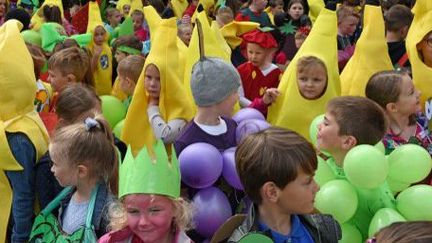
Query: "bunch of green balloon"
100 95 127 129
343 145 389 189
309 114 324 146
339 223 362 243
396 185 432 220
113 119 125 138
314 180 358 223
314 156 336 186
368 208 405 237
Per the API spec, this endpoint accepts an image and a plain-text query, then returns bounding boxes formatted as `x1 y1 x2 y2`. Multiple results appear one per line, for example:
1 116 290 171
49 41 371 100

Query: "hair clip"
84 117 100 131
366 237 377 243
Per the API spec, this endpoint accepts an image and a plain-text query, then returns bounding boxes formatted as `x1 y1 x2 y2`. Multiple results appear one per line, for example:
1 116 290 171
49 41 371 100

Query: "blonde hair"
117 55 146 84
49 113 117 184
297 55 328 79
48 47 95 88
108 195 194 231
337 5 360 24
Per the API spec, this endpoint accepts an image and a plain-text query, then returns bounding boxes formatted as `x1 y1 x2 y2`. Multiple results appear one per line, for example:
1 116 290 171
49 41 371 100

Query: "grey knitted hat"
190 57 241 107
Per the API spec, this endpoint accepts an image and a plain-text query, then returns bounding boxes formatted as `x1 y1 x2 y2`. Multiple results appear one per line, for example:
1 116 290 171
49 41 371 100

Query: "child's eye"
127 209 140 214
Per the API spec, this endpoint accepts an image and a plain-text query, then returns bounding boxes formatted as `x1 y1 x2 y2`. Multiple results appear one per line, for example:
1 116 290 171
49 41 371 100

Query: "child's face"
297 64 327 100
115 50 128 63
277 168 319 214
253 0 268 12
144 64 161 100
123 4 131 15
317 112 343 153
179 28 192 46
94 26 106 45
393 75 421 116
216 91 239 117
289 3 304 20
48 68 70 92
124 194 175 242
271 4 284 15
132 14 144 31
109 11 123 27
417 32 432 67
295 37 306 49
247 43 268 69
50 150 79 187
119 73 135 96
338 16 359 36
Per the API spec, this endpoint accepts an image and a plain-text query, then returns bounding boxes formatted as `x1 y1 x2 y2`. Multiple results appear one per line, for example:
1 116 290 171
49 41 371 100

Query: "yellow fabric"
267 9 340 142
340 5 393 96
264 7 275 25
143 5 162 43
111 77 128 101
406 0 432 112
88 1 113 95
307 0 324 23
191 0 215 23
121 18 193 155
117 0 131 15
211 20 231 59
177 38 188 84
130 0 143 15
171 0 189 19
183 11 231 114
30 0 64 31
220 20 259 49
0 20 49 243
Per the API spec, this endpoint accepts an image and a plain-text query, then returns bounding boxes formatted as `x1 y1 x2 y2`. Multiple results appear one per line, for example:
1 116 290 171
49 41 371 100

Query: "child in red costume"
237 29 281 115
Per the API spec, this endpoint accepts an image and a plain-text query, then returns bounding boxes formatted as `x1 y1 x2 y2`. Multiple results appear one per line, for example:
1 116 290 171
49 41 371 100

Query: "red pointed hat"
241 29 278 49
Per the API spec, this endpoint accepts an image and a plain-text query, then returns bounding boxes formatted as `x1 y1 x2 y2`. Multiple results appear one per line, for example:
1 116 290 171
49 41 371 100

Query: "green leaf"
279 20 297 35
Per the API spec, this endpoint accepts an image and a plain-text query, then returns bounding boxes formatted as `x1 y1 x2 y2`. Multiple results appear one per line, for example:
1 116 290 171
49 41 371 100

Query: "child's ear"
385 102 398 113
67 74 77 83
341 135 357 150
77 164 89 178
261 182 280 203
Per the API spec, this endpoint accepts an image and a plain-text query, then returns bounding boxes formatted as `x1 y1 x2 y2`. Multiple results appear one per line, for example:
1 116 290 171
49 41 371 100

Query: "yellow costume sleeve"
267 8 340 142
307 0 324 23
406 0 432 113
121 18 193 155
88 1 113 95
30 0 64 31
0 20 49 243
340 5 393 96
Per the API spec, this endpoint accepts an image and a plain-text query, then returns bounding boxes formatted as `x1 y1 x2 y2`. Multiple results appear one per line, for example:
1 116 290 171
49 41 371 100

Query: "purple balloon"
179 143 223 189
236 119 271 144
222 147 244 190
232 108 265 124
193 187 232 238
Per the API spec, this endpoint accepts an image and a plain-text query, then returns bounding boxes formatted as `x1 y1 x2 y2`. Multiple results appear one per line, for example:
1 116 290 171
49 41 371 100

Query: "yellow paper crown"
340 5 393 96
267 8 341 142
406 0 432 111
121 18 193 155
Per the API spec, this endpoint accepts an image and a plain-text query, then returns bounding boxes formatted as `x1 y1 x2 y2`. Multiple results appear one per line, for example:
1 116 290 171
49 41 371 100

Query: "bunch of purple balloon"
178 108 270 238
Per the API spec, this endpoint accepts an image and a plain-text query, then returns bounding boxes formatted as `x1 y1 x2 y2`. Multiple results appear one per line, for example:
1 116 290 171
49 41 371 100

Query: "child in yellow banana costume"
0 20 49 243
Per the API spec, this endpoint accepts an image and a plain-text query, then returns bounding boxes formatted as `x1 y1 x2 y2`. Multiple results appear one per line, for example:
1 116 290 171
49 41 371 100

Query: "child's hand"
263 88 280 105
94 45 103 56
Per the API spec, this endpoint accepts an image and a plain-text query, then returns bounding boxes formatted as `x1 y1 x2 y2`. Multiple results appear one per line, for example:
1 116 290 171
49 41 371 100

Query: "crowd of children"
1 0 432 242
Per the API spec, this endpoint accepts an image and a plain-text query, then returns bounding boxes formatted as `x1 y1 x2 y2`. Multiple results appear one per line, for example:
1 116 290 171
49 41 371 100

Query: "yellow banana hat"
117 0 131 15
307 0 324 23
171 0 189 19
0 20 49 242
340 5 393 96
267 8 340 142
121 18 193 155
220 20 259 49
87 1 113 95
406 0 432 113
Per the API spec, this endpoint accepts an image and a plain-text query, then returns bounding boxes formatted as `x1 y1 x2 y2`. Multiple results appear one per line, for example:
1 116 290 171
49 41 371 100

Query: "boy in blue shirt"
229 127 341 242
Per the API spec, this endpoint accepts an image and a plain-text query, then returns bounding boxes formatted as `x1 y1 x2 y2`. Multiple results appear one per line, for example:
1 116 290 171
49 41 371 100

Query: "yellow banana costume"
220 20 259 49
340 5 393 96
307 0 324 23
406 0 432 113
264 7 275 25
30 0 64 31
0 20 49 242
121 18 193 155
116 0 131 15
87 1 113 95
267 8 340 142
171 0 189 19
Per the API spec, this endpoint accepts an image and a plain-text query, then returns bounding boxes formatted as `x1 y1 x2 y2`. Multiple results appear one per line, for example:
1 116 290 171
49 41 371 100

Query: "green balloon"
21 30 42 47
100 95 127 129
387 178 410 195
387 144 432 184
314 156 336 186
343 145 388 189
315 180 358 223
340 223 362 243
396 185 432 220
309 114 324 146
375 141 385 154
368 208 405 237
113 119 125 138
238 233 273 243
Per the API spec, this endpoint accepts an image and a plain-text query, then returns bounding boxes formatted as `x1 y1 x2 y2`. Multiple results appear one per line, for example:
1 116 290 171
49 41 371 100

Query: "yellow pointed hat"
0 20 49 242
340 5 393 96
171 0 189 19
130 0 143 15
267 8 340 142
406 0 432 113
220 21 259 49
116 0 131 14
121 18 194 155
143 5 162 43
87 1 104 33
307 0 324 23
30 0 64 31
